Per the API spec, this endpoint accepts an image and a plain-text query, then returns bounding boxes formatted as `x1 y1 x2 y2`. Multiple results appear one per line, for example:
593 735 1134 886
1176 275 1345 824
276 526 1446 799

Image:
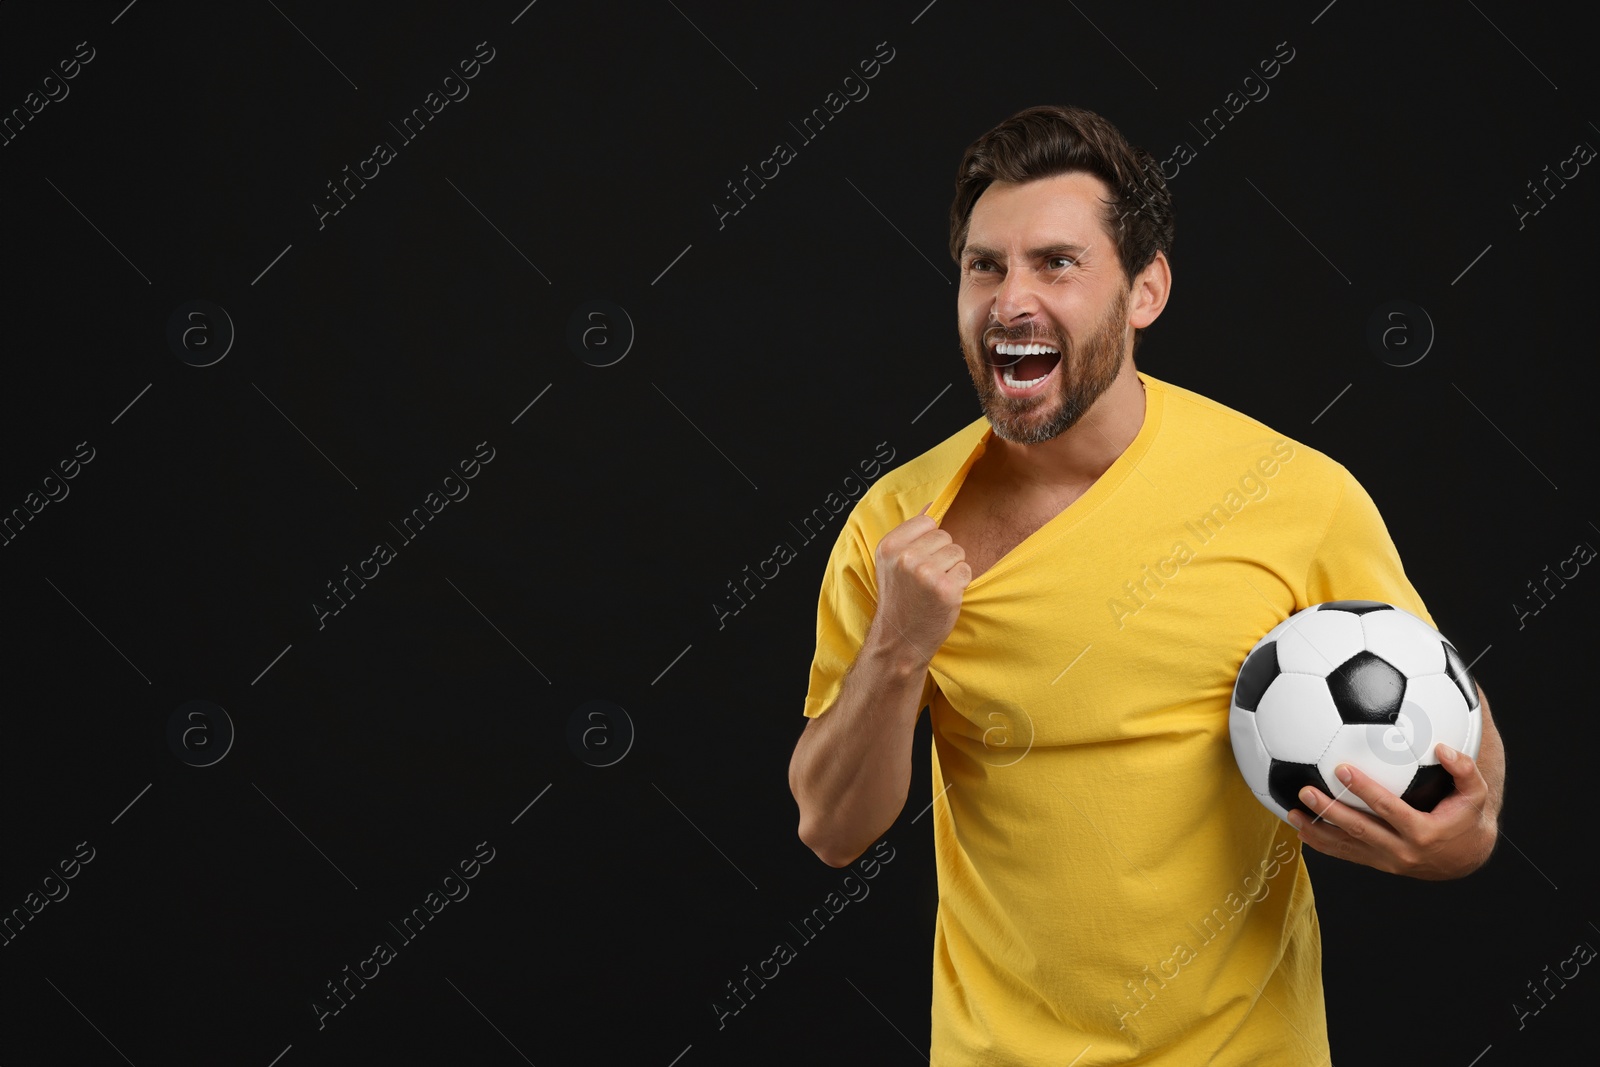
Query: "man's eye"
967 260 993 272
1047 256 1076 270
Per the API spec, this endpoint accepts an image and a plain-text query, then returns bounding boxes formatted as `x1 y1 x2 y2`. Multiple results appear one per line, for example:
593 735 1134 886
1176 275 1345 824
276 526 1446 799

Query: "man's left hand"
1287 742 1498 880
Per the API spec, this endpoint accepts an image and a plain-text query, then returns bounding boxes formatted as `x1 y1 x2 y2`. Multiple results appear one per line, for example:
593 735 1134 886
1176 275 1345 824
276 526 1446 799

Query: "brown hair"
949 105 1174 351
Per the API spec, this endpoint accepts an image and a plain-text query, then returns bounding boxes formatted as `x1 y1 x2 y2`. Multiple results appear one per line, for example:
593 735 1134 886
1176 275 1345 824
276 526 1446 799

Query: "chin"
984 397 1078 444
990 418 1075 446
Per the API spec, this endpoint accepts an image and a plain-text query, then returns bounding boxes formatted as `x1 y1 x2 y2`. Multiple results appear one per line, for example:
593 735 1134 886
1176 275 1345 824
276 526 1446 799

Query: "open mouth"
988 342 1062 395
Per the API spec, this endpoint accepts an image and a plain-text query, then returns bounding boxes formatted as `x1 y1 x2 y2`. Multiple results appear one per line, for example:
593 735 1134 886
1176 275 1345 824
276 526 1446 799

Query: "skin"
956 170 1506 879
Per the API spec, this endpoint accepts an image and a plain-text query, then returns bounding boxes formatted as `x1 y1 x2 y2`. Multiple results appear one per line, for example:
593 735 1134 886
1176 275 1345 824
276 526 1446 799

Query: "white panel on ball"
1254 673 1343 764
1229 705 1273 796
1274 610 1365 677
1359 608 1448 677
1401 673 1472 759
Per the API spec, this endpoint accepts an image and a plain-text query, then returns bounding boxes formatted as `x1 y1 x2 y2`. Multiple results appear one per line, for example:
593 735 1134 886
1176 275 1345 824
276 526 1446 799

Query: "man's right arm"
789 503 969 867
788 618 930 867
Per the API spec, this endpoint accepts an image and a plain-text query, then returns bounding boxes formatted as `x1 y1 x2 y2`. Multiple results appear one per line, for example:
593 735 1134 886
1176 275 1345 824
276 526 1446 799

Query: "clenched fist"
869 502 972 670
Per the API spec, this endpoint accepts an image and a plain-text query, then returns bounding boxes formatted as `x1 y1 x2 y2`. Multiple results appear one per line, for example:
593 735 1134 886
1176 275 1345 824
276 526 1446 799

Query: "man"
787 104 1505 1064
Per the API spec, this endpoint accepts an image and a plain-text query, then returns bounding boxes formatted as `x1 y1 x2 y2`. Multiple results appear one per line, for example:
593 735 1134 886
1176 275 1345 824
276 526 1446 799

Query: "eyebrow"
962 243 1089 262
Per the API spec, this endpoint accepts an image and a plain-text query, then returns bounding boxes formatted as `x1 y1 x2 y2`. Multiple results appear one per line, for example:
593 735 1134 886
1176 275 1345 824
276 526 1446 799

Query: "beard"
962 285 1130 445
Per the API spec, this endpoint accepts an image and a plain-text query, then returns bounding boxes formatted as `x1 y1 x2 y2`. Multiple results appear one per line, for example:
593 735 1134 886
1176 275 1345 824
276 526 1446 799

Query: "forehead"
965 171 1114 252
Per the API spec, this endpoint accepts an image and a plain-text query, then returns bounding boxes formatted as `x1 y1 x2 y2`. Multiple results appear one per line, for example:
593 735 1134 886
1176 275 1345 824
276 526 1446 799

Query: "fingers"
870 500 969 664
886 542 968 601
1436 743 1487 798
894 502 966 586
1290 759 1493 878
1303 763 1417 838
886 525 954 574
881 503 957 560
878 502 940 555
926 539 967 571
1288 786 1404 862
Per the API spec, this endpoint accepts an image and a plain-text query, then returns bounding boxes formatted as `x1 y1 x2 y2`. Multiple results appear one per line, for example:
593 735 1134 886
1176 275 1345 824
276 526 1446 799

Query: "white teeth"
994 341 1059 388
1002 363 1053 388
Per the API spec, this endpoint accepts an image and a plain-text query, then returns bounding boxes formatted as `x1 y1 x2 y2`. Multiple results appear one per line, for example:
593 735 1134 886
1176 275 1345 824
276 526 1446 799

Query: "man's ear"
1129 250 1171 330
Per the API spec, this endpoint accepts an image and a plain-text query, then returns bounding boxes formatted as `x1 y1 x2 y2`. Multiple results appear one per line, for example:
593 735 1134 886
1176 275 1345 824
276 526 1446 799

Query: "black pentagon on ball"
1442 641 1480 710
1402 763 1455 812
1268 760 1333 817
1326 650 1407 726
1234 640 1280 712
1315 600 1393 615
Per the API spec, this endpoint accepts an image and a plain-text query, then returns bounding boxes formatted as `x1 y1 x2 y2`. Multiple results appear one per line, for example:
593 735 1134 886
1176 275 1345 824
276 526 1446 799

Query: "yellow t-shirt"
802 370 1436 1065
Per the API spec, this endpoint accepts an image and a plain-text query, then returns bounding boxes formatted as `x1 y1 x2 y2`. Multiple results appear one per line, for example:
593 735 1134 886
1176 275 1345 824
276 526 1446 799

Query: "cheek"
959 305 987 337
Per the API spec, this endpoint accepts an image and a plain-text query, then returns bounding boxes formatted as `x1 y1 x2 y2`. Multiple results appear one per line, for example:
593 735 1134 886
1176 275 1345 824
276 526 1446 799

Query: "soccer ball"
1229 600 1482 823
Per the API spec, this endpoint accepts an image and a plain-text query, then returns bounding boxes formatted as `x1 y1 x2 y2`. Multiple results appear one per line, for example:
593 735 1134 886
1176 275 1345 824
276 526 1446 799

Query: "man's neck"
985 362 1147 495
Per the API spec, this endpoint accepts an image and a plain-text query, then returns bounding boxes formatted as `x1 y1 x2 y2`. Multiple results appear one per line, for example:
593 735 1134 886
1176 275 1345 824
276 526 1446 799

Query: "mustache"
979 324 1065 367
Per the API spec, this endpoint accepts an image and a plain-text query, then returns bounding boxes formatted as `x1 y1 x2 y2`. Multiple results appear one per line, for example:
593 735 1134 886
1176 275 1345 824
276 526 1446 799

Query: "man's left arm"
1289 681 1505 879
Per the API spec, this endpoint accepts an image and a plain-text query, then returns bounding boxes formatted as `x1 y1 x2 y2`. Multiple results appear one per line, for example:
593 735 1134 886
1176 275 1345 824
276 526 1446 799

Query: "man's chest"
937 476 1085 582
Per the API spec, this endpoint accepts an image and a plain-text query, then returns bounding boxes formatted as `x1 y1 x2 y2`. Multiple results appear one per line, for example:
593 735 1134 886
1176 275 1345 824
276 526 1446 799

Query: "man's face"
957 172 1133 445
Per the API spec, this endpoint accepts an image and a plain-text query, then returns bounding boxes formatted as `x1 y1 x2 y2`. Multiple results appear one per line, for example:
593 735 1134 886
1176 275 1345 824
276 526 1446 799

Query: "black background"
0 1 1593 1064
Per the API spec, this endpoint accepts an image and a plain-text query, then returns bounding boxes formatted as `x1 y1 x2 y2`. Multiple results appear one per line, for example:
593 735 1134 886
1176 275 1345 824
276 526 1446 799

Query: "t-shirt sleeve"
802 513 937 718
1304 466 1436 630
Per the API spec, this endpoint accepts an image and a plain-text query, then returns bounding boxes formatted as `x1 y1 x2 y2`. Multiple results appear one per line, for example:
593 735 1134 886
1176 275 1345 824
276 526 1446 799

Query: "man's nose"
992 264 1041 322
